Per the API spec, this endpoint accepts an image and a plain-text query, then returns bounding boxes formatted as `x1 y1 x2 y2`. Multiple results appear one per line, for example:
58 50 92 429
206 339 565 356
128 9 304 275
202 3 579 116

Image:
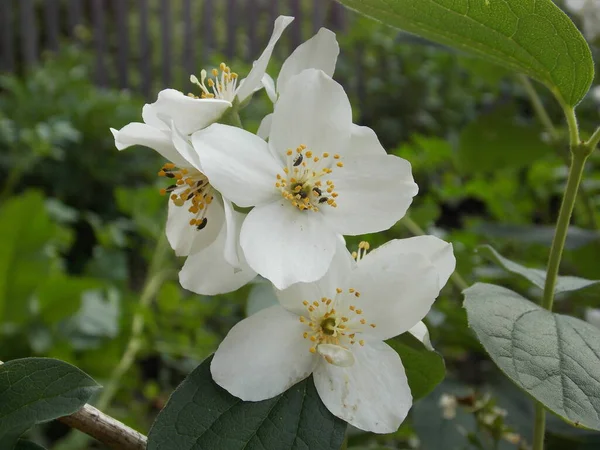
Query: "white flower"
111 121 256 294
143 15 293 135
585 308 600 328
192 69 418 289
258 27 340 139
210 236 455 433
439 394 458 420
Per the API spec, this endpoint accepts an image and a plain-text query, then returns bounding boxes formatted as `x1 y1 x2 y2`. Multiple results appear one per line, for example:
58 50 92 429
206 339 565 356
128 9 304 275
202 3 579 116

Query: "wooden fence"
0 0 348 98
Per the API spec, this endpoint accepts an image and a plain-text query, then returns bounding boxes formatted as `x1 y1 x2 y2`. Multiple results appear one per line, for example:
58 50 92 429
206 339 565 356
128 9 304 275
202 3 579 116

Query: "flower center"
158 162 214 230
189 62 239 102
275 144 343 212
351 241 370 262
299 287 377 365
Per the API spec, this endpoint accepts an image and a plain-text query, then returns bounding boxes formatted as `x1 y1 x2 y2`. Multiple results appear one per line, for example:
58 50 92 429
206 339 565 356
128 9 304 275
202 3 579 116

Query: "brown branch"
58 404 147 450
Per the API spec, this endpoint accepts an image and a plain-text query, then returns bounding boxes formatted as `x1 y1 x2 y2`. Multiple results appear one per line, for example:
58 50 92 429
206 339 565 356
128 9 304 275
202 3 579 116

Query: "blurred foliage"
1 4 600 450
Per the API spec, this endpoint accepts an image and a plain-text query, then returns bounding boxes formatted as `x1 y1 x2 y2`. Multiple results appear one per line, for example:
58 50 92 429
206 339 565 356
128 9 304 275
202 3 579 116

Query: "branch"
58 404 147 450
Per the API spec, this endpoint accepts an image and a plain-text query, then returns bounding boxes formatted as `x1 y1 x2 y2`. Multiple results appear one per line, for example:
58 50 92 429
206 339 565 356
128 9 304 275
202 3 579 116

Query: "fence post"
226 0 237 60
20 0 38 67
182 0 195 88
114 0 130 90
92 0 109 87
138 0 152 99
0 0 15 72
160 0 172 86
44 0 60 52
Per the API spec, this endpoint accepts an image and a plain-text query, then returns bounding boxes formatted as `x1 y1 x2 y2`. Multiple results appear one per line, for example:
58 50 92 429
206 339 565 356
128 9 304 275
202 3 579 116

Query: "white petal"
179 222 256 295
240 200 337 290
317 344 355 367
269 69 352 161
275 237 355 316
408 321 434 351
261 73 278 103
142 89 232 135
165 196 225 257
257 113 273 140
169 120 202 171
349 251 440 340
348 124 387 157
191 124 281 207
313 341 412 433
110 123 188 168
211 305 317 401
585 308 600 329
371 236 455 291
277 28 339 97
323 155 418 235
222 199 244 269
236 16 294 103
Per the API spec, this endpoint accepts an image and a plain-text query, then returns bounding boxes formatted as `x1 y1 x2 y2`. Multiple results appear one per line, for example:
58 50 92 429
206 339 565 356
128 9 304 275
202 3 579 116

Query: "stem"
532 105 587 450
532 402 546 450
401 215 470 292
586 125 600 151
520 79 598 230
518 75 559 142
55 234 173 449
540 151 587 311
96 235 174 412
0 361 146 450
58 404 147 450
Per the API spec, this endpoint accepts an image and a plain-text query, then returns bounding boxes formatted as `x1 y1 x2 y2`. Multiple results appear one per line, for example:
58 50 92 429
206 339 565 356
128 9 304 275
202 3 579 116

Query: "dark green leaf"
0 358 101 448
386 333 445 400
472 224 599 250
336 0 594 106
147 356 346 450
457 106 553 173
15 440 47 450
464 283 600 430
479 245 600 294
36 275 103 324
0 192 59 325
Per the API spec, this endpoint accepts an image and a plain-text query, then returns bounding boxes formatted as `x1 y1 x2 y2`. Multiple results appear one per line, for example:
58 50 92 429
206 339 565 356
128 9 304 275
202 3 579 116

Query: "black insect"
319 197 329 204
293 154 303 166
313 187 322 196
196 217 208 230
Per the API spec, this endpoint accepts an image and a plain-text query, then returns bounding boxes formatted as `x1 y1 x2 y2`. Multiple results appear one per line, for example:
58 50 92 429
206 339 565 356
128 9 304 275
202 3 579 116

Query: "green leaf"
472 223 599 250
36 275 103 324
464 283 600 430
479 245 600 294
386 333 445 400
15 441 47 450
336 0 594 107
457 106 553 173
0 192 59 325
147 356 347 450
0 358 101 447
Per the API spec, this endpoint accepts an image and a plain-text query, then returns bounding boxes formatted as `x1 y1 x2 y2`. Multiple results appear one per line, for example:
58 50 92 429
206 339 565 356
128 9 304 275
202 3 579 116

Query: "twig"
58 404 147 450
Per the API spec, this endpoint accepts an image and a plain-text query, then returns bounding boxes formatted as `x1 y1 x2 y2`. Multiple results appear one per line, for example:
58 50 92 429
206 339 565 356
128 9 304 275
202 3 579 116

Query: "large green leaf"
0 358 101 448
14 441 47 450
147 356 346 450
386 333 445 400
336 0 594 107
479 245 600 294
0 192 59 324
464 283 600 430
457 106 553 173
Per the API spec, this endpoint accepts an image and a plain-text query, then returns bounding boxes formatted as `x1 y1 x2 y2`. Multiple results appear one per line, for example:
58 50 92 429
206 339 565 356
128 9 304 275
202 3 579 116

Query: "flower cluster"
111 16 455 433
